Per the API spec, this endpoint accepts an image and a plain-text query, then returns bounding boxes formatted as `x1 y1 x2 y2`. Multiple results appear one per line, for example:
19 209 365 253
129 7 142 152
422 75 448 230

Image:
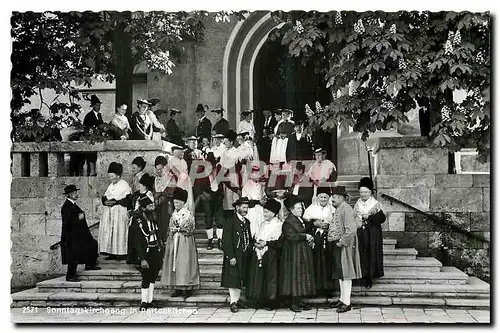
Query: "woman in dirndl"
99 162 131 260
354 177 386 288
161 187 200 297
242 164 266 237
246 199 283 310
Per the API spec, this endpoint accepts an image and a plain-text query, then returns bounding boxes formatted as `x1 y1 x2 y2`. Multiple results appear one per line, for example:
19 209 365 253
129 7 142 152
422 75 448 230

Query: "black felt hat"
195 103 205 113
316 186 331 196
225 129 237 142
331 186 349 197
63 184 80 195
358 177 374 192
139 174 154 191
148 98 160 106
263 198 281 216
107 162 123 176
90 95 101 106
173 187 188 203
284 194 302 210
233 196 251 207
131 157 146 170
155 155 168 167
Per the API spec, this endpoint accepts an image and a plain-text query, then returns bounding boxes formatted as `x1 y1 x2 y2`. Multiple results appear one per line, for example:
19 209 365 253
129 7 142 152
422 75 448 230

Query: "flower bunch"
295 20 305 34
335 12 343 25
354 19 365 34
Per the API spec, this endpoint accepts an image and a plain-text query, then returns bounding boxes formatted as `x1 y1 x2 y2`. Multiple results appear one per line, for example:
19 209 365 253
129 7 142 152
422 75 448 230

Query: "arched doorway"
253 37 337 163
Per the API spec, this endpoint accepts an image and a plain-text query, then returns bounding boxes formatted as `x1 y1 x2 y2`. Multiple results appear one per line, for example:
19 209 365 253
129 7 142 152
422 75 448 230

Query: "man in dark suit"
286 120 313 163
61 185 100 282
165 108 184 146
82 95 104 176
211 107 229 136
195 103 212 140
290 162 314 208
261 109 277 137
220 197 253 313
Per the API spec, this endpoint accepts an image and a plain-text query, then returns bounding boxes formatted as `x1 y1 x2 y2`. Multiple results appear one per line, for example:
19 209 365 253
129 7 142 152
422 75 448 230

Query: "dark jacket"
213 118 230 136
196 117 212 140
130 112 153 140
166 118 184 146
220 213 253 289
286 132 313 163
129 208 162 262
83 111 104 128
60 199 97 265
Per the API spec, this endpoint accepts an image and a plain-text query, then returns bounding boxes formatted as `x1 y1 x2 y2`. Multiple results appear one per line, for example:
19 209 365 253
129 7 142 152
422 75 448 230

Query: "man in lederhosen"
61 185 100 282
220 197 253 313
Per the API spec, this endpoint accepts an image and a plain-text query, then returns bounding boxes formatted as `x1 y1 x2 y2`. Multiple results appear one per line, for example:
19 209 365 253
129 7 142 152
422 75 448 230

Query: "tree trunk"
114 12 134 117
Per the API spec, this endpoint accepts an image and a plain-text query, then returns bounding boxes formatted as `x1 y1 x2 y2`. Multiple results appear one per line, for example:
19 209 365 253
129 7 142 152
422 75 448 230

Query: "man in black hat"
195 103 212 140
130 99 154 140
220 197 253 313
211 107 229 136
82 94 104 176
328 186 362 313
164 108 184 146
286 120 313 163
61 185 100 282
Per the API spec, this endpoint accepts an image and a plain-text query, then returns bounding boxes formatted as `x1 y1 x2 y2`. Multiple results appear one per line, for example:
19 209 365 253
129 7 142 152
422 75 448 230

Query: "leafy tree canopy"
270 11 490 161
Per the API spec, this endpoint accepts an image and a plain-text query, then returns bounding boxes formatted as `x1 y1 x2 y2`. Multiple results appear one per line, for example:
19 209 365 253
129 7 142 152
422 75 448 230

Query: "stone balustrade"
11 140 176 178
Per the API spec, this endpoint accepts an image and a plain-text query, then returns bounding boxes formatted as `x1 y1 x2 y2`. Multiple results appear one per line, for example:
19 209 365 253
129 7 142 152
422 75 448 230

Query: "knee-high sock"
148 283 155 303
141 288 148 303
205 229 214 240
338 279 344 303
216 228 223 239
228 288 241 304
342 280 352 306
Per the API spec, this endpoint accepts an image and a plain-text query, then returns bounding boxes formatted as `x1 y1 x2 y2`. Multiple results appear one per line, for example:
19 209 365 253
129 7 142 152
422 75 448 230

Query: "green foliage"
271 11 490 160
11 10 247 142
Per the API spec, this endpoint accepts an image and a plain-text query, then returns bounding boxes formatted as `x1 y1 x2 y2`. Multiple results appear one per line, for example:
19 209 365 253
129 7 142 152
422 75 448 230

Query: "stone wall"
374 137 491 282
10 141 171 291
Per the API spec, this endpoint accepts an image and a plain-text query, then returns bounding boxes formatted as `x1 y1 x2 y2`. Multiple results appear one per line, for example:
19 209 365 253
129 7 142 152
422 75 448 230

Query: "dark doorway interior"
253 36 337 163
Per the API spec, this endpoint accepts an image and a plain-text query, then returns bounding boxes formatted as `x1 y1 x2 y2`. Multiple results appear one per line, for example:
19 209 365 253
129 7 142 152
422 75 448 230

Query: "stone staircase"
11 214 490 309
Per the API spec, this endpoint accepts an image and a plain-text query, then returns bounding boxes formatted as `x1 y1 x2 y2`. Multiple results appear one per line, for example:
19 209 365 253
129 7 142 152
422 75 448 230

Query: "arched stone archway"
222 11 283 128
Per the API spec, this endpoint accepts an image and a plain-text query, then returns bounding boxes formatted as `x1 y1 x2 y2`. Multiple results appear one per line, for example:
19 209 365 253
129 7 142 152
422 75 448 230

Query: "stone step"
193 237 398 248
377 267 469 285
195 257 442 272
11 288 490 309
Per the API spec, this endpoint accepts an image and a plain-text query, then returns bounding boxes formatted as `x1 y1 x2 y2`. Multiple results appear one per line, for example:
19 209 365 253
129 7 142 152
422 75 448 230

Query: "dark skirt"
246 248 280 301
357 223 384 279
280 240 316 297
313 231 334 292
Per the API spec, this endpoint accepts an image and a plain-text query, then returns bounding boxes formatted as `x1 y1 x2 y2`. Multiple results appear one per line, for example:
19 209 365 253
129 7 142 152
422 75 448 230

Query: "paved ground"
11 306 490 323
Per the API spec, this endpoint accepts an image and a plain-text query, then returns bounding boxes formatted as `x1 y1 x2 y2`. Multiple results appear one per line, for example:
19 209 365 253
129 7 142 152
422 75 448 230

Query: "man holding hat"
212 107 229 137
220 197 253 313
328 186 362 313
166 108 184 146
195 103 212 140
83 94 104 176
61 185 100 282
130 99 154 140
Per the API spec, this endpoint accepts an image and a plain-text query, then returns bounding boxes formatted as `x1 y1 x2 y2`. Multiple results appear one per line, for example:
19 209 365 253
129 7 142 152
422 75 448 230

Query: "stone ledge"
435 174 473 188
376 175 435 188
374 137 442 152
11 140 171 153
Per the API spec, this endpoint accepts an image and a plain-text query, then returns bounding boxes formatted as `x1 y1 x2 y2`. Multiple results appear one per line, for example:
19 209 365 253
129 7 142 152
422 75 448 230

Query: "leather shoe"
171 290 182 298
290 304 302 312
336 304 352 313
230 302 239 313
217 239 223 250
329 300 343 308
85 265 101 270
65 277 78 282
301 302 312 311
207 239 213 250
237 300 248 309
139 302 148 311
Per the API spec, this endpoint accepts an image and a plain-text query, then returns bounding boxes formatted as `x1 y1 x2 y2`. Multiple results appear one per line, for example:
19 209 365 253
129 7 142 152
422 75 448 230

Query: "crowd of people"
59 95 387 314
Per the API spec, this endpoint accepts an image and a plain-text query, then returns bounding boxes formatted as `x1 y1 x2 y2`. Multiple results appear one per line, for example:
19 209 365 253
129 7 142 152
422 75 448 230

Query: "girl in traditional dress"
242 164 266 237
218 130 241 220
99 162 132 260
280 195 316 312
246 199 283 310
354 177 386 289
110 103 131 140
161 187 200 297
303 186 336 303
154 155 175 244
168 145 195 212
